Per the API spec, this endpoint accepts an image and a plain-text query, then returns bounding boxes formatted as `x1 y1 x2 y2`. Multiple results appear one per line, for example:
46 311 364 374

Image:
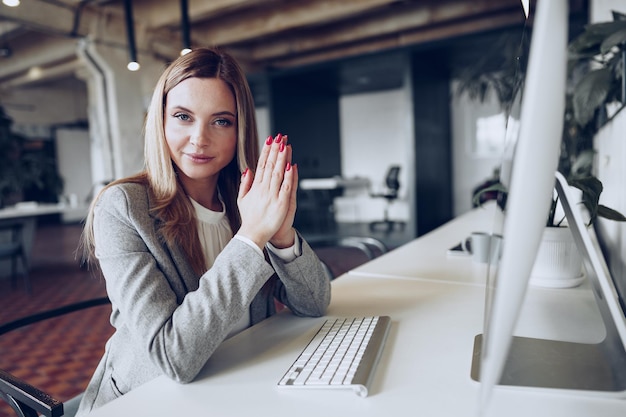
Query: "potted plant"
461 12 626 287
0 105 64 208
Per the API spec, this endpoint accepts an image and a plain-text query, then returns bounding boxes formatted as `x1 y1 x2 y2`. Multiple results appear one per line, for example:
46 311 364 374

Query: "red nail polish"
280 142 285 152
242 168 248 176
275 133 282 143
286 162 291 171
266 136 273 145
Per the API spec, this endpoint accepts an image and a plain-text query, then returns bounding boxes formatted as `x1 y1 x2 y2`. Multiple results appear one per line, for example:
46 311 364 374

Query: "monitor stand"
470 333 626 392
470 172 626 394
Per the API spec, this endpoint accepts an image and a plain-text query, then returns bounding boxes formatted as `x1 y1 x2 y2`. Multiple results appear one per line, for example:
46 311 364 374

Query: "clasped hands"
237 133 298 251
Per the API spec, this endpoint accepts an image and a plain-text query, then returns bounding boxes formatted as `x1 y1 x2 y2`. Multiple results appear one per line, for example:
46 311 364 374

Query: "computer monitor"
472 0 626 410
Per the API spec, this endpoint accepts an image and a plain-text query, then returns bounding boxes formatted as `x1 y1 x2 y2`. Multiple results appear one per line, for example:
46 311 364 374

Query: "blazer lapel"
147 191 200 296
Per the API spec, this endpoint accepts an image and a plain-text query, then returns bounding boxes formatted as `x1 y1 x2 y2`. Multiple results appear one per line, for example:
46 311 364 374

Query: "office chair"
308 236 388 279
0 222 31 293
369 165 405 232
0 297 111 417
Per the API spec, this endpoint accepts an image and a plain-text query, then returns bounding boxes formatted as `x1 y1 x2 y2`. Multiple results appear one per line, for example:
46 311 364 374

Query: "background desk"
348 202 502 285
85 206 625 417
0 203 86 277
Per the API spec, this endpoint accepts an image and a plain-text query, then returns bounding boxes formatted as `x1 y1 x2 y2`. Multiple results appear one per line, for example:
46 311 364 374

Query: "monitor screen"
477 0 569 408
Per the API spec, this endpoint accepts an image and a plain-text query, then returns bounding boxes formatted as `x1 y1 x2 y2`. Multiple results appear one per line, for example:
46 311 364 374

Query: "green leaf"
612 11 626 22
569 21 626 54
568 177 602 221
600 28 626 54
585 20 626 37
572 68 613 126
568 31 605 55
597 205 626 221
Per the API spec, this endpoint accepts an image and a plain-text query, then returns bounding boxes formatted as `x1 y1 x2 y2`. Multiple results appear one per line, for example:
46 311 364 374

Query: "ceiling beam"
244 0 524 65
191 0 409 47
1 59 82 88
260 10 526 70
0 36 77 80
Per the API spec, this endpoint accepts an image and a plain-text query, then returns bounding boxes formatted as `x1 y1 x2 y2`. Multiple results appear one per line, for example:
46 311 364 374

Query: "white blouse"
190 198 250 338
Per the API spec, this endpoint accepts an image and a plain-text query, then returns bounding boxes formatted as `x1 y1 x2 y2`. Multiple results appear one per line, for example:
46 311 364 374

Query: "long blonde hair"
81 47 260 275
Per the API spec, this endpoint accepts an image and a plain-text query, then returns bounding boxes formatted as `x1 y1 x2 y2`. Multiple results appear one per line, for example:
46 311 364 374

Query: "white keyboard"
277 316 391 397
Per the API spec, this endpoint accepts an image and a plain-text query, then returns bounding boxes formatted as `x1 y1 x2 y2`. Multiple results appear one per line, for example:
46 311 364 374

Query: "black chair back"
385 166 401 197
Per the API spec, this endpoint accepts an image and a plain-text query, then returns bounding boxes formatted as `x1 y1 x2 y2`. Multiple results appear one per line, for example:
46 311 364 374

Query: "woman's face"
164 77 237 202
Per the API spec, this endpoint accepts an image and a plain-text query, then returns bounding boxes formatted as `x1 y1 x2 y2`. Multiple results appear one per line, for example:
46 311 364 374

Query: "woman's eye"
215 118 233 127
174 113 190 122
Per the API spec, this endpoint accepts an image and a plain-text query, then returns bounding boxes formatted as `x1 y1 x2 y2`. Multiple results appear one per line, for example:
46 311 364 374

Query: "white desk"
85 207 626 417
299 176 370 191
348 202 502 285
0 203 86 276
0 202 66 221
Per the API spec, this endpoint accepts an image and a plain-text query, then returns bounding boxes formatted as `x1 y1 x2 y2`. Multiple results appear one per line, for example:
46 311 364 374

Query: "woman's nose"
190 125 209 147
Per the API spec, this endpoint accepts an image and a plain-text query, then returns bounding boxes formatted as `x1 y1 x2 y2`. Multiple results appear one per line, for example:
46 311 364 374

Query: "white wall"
450 81 507 216
4 83 88 128
55 127 92 222
335 89 413 223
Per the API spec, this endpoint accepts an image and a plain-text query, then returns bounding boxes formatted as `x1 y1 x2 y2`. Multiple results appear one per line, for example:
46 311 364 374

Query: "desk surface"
300 176 370 190
0 203 65 220
349 202 502 285
86 206 626 417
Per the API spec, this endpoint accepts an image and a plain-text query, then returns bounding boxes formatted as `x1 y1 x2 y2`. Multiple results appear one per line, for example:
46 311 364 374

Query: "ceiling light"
180 0 191 55
2 0 20 7
124 0 139 71
27 66 43 80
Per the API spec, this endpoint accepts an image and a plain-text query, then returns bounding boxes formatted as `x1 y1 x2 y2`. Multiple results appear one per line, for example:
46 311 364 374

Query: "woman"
76 47 331 416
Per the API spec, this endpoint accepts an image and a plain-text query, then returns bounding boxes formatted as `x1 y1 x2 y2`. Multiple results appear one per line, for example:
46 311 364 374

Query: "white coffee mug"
462 232 503 264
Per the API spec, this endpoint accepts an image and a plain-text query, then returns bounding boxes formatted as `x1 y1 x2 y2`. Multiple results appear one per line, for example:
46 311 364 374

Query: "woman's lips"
185 153 213 163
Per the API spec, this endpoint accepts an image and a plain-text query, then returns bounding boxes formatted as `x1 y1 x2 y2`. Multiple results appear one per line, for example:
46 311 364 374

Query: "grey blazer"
76 182 331 416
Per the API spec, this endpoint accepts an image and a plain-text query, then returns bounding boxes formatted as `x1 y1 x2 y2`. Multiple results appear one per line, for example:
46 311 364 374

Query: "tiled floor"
0 222 112 417
0 219 412 416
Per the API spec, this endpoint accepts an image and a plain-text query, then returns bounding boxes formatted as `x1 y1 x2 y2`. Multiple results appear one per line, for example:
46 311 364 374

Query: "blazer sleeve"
93 185 277 383
267 232 331 317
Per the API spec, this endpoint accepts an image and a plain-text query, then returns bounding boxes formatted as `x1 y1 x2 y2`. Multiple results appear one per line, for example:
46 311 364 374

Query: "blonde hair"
81 47 260 275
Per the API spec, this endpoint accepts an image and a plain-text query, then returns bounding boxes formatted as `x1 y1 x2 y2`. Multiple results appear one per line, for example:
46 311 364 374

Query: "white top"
190 198 250 338
190 198 233 263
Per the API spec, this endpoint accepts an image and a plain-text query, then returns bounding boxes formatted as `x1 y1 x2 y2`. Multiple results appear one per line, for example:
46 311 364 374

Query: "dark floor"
0 220 412 416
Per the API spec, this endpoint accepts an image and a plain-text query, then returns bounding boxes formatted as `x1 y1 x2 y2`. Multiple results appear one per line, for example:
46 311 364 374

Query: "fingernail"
280 142 285 152
274 133 282 143
286 162 291 171
266 136 273 145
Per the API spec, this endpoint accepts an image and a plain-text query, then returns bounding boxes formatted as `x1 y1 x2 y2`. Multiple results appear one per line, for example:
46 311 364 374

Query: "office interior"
0 0 622 284
2 0 595 240
1 0 626 415
0 0 621 290
3 0 622 239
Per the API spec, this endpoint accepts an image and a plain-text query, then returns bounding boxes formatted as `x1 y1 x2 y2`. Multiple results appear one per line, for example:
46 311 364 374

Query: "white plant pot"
530 226 584 288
